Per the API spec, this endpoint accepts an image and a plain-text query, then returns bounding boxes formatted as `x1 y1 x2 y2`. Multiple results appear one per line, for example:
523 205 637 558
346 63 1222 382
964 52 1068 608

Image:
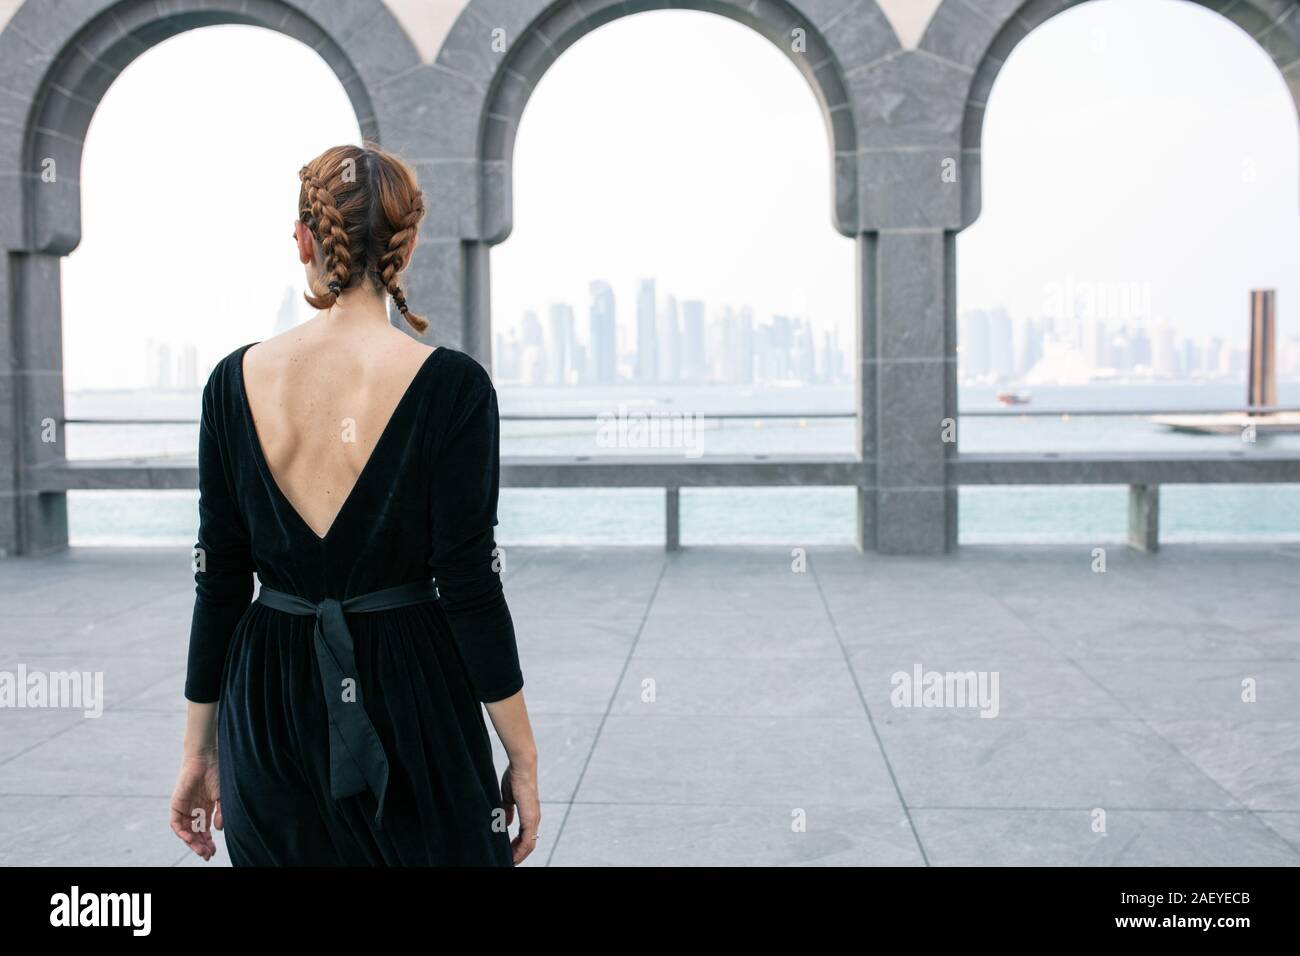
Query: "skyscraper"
495 330 521 381
521 310 544 349
989 307 1014 379
548 303 575 385
636 279 658 383
589 280 617 385
177 343 199 388
1205 336 1223 377
1180 337 1202 378
737 307 754 385
521 310 546 386
274 285 299 335
1153 321 1179 379
1130 326 1153 369
658 295 681 383
795 320 816 383
1019 317 1045 376
681 299 707 383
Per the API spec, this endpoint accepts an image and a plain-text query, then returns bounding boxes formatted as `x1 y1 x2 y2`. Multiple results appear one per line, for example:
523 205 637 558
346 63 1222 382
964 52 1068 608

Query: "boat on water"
996 391 1032 407
1152 410 1300 436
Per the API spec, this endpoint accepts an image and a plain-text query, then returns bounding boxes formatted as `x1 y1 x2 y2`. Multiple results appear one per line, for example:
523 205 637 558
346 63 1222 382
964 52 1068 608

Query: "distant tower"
1249 290 1276 411
636 279 658 383
547 303 574 385
658 295 681 384
274 285 299 335
681 300 707 383
588 281 617 384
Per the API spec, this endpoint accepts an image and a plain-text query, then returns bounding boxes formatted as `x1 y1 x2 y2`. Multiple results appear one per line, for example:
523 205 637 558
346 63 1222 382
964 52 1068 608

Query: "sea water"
63 381 1300 547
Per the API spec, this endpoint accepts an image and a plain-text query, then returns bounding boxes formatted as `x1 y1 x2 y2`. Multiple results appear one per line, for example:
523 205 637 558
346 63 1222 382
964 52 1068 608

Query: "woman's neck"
318 287 391 328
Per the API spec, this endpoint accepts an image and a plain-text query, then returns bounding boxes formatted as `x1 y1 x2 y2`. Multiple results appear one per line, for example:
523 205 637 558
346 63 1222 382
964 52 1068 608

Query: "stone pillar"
2 253 69 556
854 136 962 554
854 234 877 552
462 241 494 368
0 254 16 557
665 488 681 551
1128 484 1160 553
866 229 956 554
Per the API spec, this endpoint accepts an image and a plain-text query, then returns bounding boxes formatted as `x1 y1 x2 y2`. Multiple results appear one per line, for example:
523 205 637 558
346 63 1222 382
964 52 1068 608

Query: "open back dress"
185 342 523 866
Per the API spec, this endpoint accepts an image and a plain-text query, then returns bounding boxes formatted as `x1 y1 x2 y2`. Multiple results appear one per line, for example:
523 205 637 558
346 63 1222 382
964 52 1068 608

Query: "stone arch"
921 0 1300 229
468 0 883 243
0 0 419 554
1 0 419 254
416 0 900 393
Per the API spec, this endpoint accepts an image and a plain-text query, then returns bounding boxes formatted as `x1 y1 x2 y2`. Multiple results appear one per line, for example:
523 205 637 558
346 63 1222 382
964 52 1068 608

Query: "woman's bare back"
240 324 436 540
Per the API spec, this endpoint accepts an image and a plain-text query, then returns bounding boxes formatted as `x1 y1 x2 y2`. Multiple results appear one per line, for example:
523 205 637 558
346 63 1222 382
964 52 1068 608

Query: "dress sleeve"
184 368 255 703
428 367 524 703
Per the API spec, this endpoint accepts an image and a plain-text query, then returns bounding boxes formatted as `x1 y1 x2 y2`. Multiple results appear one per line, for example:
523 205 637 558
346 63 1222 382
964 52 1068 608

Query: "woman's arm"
429 361 539 863
485 690 541 864
170 701 222 860
171 361 254 860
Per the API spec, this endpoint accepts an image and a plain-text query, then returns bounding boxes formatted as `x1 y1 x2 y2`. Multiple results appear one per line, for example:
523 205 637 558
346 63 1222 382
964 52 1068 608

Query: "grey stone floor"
1 543 1298 867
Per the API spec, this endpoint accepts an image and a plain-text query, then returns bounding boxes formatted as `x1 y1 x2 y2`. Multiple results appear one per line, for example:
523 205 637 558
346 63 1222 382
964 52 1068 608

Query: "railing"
48 408 1300 551
60 405 1300 425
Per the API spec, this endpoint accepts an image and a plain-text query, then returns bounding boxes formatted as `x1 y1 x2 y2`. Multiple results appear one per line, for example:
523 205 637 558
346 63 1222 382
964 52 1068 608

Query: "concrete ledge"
26 459 200 492
952 451 1300 485
27 454 869 492
31 451 1300 494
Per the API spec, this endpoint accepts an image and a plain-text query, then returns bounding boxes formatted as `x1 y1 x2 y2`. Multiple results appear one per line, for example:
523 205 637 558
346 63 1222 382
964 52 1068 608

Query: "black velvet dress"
185 342 523 866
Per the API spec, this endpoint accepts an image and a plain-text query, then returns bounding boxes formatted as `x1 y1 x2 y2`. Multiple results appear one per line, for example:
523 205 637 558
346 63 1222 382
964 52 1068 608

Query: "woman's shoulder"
430 345 495 399
201 342 259 404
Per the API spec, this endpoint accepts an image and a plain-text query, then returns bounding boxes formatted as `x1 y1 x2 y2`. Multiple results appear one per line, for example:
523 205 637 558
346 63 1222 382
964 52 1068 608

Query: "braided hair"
297 143 428 333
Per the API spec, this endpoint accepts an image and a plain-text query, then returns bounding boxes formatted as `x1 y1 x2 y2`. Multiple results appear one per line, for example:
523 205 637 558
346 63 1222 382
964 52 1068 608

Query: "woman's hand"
500 759 541 865
169 751 222 861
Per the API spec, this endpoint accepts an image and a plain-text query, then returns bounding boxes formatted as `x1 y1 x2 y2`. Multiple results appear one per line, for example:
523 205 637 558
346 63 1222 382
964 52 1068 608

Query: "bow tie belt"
253 579 441 829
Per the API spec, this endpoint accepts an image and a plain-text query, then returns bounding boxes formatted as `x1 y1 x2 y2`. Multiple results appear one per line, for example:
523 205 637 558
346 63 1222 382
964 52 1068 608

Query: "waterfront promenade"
1 543 1297 866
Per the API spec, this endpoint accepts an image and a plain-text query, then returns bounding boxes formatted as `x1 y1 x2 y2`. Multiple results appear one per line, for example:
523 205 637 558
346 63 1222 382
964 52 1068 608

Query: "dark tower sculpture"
1248 290 1277 413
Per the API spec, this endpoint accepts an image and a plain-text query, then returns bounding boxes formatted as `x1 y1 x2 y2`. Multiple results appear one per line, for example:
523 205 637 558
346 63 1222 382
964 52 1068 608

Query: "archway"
938 0 1300 228
422 0 908 548
0 0 417 555
929 0 1300 544
421 0 897 350
487 8 860 544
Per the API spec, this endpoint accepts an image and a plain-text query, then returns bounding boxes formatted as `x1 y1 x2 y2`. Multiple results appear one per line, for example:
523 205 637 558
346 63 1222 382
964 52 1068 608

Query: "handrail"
959 406 1300 418
58 413 853 425
29 450 1300 552
60 405 1300 426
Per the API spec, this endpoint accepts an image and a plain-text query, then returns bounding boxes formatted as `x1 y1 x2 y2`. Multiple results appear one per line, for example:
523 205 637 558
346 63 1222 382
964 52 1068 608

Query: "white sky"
962 0 1300 342
60 0 1300 389
490 9 850 350
61 27 361 390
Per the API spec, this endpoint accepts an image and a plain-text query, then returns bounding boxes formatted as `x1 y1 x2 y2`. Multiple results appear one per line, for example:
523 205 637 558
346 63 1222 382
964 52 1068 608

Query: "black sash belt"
254 578 440 829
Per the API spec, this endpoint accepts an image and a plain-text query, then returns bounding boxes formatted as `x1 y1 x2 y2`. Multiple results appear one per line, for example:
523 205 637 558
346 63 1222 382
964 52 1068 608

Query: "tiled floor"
2 544 1298 866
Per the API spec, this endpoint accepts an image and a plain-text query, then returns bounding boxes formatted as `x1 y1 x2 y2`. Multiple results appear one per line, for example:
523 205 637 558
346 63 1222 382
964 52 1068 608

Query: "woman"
167 143 539 866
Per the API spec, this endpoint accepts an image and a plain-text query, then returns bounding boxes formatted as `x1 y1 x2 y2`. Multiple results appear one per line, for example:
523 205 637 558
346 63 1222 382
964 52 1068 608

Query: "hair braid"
299 165 352 309
379 199 427 333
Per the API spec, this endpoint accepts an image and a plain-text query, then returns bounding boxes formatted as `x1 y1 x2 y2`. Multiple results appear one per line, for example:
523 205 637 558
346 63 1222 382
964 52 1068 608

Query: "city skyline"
959 300 1300 387
493 276 851 387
